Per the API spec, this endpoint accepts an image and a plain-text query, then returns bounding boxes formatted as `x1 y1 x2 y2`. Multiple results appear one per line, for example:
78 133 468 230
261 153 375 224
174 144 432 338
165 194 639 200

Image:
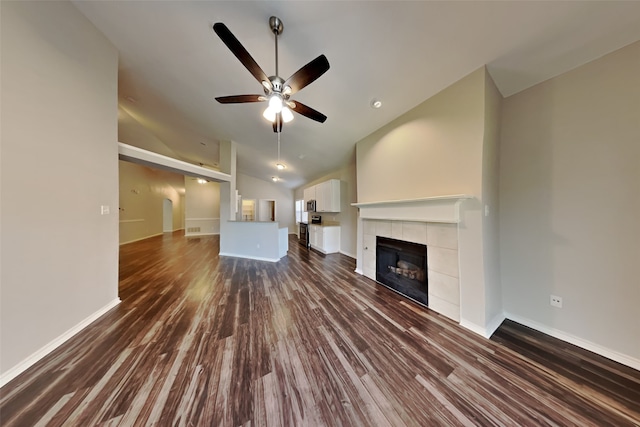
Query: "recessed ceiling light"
370 98 382 109
271 176 279 182
276 163 286 170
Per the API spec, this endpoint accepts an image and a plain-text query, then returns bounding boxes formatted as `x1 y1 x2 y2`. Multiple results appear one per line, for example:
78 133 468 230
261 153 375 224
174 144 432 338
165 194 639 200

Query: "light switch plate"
101 205 110 215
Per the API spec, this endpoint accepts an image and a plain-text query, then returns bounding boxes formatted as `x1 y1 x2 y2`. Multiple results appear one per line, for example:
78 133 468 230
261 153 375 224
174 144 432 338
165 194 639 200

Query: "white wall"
119 160 184 244
237 173 296 233
0 1 119 379
500 41 640 363
220 221 286 262
295 151 358 258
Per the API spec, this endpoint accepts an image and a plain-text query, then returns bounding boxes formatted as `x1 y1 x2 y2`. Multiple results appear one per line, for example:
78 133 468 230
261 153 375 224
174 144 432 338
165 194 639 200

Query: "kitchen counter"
312 221 340 227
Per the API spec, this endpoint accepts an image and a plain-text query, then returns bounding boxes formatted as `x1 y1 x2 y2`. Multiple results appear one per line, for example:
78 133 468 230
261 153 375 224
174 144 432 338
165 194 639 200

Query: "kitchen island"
219 220 288 262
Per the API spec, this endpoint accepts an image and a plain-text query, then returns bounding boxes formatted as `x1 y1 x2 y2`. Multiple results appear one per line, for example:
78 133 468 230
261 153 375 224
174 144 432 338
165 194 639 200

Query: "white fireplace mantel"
352 194 473 223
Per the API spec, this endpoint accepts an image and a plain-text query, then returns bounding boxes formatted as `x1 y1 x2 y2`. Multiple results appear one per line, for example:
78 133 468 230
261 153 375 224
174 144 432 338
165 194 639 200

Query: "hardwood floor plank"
1 232 638 426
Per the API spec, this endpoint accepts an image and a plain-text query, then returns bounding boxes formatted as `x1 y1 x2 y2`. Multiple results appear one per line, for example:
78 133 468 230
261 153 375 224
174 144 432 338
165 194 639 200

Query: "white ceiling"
73 1 640 189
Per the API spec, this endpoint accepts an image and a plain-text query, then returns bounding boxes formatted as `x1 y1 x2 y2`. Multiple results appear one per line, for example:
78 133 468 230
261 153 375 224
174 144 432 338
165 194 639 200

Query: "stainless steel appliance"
306 200 316 212
311 215 322 224
299 222 309 248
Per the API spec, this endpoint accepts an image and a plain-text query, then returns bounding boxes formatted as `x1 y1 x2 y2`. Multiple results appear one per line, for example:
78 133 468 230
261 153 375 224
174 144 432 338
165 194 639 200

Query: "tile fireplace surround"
353 195 472 323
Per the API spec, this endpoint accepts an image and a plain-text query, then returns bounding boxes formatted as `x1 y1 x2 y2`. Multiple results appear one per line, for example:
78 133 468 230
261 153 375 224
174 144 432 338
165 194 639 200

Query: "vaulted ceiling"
73 1 640 189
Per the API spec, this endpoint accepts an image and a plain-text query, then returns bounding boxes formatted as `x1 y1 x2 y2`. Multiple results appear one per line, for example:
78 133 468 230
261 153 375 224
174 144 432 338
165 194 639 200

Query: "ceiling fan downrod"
269 16 283 79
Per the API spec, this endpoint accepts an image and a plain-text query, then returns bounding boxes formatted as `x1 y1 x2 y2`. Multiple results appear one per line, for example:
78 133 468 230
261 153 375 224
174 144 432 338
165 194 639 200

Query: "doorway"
258 199 276 222
241 199 256 221
163 198 173 232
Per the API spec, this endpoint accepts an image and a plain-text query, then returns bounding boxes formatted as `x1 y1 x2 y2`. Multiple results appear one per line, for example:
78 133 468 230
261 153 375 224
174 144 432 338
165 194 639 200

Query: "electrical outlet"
101 205 110 215
550 295 563 308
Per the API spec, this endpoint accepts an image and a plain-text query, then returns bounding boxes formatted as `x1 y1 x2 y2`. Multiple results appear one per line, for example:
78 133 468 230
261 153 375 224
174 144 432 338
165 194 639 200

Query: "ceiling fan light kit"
213 16 330 132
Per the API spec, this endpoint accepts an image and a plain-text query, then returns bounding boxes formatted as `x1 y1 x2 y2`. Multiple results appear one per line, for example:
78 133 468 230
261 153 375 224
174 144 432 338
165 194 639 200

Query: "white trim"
459 319 488 337
185 232 219 237
353 195 473 224
118 143 231 183
505 313 640 371
354 268 363 275
184 217 219 221
119 232 164 246
339 250 356 259
218 252 281 263
0 298 121 387
459 313 505 339
486 312 507 337
119 219 144 223
352 194 472 208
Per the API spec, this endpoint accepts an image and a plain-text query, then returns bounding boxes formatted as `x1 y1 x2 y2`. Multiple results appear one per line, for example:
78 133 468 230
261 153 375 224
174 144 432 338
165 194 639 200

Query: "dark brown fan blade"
284 55 330 95
215 95 264 104
213 23 270 88
290 101 327 123
272 113 283 133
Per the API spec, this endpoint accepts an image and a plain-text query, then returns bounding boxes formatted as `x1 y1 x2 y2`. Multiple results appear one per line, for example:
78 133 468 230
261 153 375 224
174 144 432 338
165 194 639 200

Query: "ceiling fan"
213 16 330 133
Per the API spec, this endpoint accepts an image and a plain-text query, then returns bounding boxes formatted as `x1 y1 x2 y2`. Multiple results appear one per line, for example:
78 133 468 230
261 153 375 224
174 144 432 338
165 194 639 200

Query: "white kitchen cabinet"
309 225 340 254
315 179 341 212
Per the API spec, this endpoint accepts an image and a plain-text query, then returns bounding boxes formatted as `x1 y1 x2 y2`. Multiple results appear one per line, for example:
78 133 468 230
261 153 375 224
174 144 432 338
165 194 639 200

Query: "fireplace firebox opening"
375 236 428 306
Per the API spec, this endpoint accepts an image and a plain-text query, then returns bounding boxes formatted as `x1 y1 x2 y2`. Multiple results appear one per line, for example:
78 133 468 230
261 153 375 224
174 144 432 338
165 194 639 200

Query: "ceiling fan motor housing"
268 76 285 95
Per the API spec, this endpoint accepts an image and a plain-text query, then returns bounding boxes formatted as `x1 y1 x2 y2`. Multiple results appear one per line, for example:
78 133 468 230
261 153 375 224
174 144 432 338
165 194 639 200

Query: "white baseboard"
460 312 506 339
120 232 164 246
354 268 363 275
185 232 219 237
218 252 280 263
339 250 356 259
459 319 488 337
504 312 640 371
0 298 121 388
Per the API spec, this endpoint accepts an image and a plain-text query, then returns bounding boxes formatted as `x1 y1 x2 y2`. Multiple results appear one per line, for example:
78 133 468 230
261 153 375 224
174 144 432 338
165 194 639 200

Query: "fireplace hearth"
376 236 428 306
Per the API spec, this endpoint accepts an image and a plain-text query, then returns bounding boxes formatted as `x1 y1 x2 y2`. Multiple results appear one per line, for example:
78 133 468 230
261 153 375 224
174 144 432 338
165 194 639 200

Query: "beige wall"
500 41 640 362
356 69 485 202
119 161 184 244
1 1 119 377
296 150 358 258
185 177 220 235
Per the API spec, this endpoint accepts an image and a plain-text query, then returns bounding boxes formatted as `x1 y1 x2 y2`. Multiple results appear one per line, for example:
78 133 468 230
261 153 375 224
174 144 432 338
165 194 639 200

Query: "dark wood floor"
1 232 639 426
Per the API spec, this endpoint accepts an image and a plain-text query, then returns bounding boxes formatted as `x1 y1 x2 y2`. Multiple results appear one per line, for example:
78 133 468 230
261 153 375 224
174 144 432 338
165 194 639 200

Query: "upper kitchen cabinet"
315 179 341 212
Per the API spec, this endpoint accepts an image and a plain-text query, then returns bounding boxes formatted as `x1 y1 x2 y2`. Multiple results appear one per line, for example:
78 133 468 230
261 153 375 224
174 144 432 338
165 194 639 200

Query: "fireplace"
376 236 428 306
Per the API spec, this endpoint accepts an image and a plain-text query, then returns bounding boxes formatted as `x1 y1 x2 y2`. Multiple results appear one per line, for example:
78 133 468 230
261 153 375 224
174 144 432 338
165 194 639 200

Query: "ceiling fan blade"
289 100 327 123
213 23 271 89
284 55 330 95
215 95 265 104
272 113 283 133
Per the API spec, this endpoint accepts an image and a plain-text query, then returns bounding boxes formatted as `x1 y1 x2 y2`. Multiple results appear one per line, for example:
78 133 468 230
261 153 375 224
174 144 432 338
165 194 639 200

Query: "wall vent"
187 227 201 233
